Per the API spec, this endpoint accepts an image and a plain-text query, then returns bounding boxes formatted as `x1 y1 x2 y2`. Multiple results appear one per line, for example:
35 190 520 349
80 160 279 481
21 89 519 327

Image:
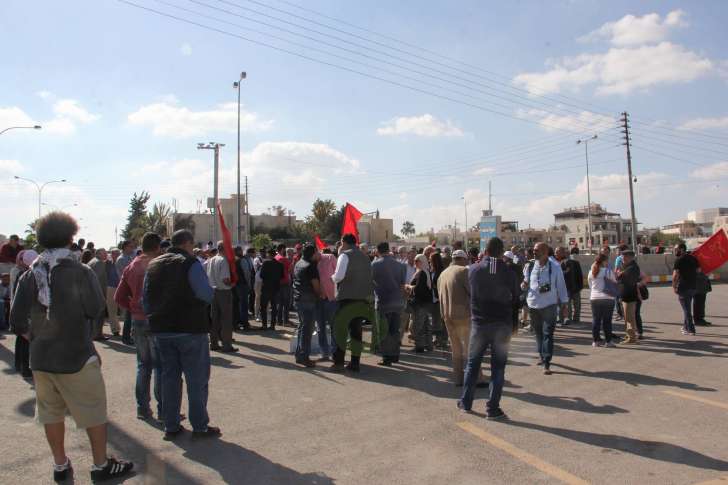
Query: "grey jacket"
10 257 106 373
88 257 107 291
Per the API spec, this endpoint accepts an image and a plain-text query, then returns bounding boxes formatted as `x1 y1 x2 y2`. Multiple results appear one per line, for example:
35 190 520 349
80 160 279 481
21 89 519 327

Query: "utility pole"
245 175 250 243
488 181 492 212
233 71 247 245
577 134 598 252
621 112 638 250
197 142 225 243
461 196 468 247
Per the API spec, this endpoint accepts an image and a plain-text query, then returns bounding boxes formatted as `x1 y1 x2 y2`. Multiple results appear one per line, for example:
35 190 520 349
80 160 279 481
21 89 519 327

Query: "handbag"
639 284 649 301
603 269 619 298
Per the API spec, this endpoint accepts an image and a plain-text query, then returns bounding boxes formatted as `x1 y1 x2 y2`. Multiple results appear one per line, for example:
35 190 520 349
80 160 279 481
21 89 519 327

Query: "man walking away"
116 240 136 345
371 242 406 366
10 212 133 482
331 234 375 372
617 250 641 344
672 243 699 336
115 232 163 421
88 249 110 341
143 229 221 440
260 249 284 330
560 246 584 325
694 268 712 326
458 237 520 419
292 244 321 367
523 242 569 374
438 249 485 386
206 241 236 352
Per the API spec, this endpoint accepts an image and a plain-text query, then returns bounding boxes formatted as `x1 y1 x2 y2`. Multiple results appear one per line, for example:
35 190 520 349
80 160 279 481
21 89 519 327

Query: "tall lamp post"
0 125 41 136
577 135 598 252
14 176 67 219
461 196 468 248
197 142 225 243
233 71 247 244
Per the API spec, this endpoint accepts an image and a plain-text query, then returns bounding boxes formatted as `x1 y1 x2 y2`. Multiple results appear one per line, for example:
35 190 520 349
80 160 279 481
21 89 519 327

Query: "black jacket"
618 260 641 303
470 257 520 325
561 258 584 295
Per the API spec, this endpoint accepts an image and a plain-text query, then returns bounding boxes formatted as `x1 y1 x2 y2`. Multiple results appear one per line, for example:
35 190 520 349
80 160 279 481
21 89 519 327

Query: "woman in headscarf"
406 253 434 353
11 249 38 378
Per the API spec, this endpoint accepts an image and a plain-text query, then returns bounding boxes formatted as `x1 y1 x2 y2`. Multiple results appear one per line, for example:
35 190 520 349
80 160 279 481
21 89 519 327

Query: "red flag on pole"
314 235 327 251
341 202 363 243
692 228 728 274
216 201 238 286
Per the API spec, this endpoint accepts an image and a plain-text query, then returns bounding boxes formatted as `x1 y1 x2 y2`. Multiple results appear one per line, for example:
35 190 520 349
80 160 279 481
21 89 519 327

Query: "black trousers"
15 335 30 373
693 293 706 321
260 288 278 326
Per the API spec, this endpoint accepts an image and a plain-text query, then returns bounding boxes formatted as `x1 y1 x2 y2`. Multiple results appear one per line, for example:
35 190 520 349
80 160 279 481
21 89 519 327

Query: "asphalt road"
1 285 727 485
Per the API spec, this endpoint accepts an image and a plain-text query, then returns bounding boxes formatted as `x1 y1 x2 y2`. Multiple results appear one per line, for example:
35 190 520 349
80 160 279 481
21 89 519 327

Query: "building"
687 208 728 235
478 210 500 252
714 215 728 235
500 226 566 249
250 214 301 233
357 212 393 244
166 193 251 246
554 203 637 249
661 220 702 239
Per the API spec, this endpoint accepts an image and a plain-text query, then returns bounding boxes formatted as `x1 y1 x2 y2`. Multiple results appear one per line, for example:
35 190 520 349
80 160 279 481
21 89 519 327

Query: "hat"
621 249 635 257
452 250 468 259
503 251 515 260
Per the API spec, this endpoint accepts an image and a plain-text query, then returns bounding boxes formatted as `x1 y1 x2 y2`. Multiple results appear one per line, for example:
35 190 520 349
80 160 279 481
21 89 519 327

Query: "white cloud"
0 159 24 174
579 10 687 46
514 42 713 96
678 116 728 131
36 90 54 100
690 161 728 180
377 114 464 137
474 166 495 176
53 99 99 123
516 109 616 133
127 99 274 137
0 106 35 127
180 42 192 56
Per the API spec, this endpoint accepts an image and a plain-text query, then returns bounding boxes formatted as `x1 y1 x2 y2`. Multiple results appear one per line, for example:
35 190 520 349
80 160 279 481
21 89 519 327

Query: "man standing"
274 243 292 326
0 234 24 272
441 246 452 269
10 212 133 482
694 269 712 326
235 247 255 331
523 242 569 375
205 241 237 352
105 248 122 337
143 229 220 440
292 245 321 367
672 243 699 336
438 249 484 386
618 250 642 343
115 232 163 421
371 242 406 367
116 240 136 345
458 238 520 419
559 246 584 325
88 248 110 341
260 249 284 330
331 234 375 372
316 250 338 360
400 247 417 342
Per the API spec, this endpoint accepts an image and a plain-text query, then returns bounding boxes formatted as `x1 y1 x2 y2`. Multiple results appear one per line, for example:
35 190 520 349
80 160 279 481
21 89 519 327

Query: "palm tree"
148 202 172 238
401 221 415 238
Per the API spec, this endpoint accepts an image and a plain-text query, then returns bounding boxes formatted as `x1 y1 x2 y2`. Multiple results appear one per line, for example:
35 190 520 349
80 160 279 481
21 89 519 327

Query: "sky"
2 0 727 246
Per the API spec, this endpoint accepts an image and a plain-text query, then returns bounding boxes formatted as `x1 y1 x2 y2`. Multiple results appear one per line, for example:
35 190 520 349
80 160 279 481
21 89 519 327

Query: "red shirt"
0 242 23 264
275 254 291 285
114 254 152 321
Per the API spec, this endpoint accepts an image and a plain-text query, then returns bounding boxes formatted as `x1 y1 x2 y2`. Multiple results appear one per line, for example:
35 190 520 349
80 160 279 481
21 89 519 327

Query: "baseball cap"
452 250 468 259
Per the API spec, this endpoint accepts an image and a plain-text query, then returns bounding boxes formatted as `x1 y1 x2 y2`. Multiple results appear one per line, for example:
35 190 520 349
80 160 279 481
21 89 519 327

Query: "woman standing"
588 254 617 347
429 252 447 349
406 254 434 353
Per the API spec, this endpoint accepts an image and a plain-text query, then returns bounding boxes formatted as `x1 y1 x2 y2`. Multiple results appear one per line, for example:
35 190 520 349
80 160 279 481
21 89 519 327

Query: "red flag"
216 202 238 286
314 235 327 251
692 228 728 274
341 202 363 243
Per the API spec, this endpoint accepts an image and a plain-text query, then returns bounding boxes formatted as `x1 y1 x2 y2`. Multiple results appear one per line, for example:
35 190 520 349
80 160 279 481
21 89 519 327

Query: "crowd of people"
0 210 715 483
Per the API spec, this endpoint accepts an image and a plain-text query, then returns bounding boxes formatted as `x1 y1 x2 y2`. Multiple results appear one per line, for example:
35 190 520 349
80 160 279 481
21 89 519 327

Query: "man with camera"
522 242 569 375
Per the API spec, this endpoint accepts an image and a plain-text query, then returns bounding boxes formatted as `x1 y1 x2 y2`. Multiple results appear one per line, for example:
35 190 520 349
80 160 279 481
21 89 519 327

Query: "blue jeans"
316 299 338 357
530 305 557 365
678 289 696 333
236 286 250 325
295 301 317 362
590 299 614 342
459 323 510 412
379 310 401 359
155 333 211 432
133 320 162 416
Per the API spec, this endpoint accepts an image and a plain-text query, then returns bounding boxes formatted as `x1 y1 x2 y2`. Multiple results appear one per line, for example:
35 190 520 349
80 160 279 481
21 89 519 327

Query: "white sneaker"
604 341 616 348
592 341 600 347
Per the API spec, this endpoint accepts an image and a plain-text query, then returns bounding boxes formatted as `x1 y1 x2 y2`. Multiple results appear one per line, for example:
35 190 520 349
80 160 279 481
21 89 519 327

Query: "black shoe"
456 400 472 413
415 347 425 353
296 358 316 368
486 408 508 420
53 459 72 483
345 363 360 373
210 345 221 351
122 338 134 345
536 360 544 366
377 359 393 367
136 408 154 420
163 425 186 441
220 347 238 353
21 368 33 379
90 457 133 482
476 381 490 389
192 425 222 439
330 362 346 373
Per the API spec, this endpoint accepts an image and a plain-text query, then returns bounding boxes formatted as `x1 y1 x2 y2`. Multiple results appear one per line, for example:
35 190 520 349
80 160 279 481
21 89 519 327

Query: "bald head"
534 242 550 263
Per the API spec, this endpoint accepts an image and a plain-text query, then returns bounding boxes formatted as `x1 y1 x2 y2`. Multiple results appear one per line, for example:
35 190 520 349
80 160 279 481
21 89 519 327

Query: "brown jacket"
437 264 470 321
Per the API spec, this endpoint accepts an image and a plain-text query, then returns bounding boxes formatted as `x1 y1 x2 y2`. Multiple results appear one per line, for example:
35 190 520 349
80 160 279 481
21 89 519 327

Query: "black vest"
145 248 209 334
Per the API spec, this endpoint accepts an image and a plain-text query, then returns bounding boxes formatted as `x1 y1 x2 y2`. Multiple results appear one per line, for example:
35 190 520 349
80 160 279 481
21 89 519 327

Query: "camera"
538 283 551 293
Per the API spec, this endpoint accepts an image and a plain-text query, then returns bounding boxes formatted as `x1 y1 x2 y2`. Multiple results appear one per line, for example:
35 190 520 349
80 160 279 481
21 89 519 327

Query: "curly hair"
36 211 79 249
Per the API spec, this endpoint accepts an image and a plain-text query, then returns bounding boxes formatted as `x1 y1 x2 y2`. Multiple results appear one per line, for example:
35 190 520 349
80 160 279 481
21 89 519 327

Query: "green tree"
321 205 345 240
122 192 150 243
147 202 172 238
305 198 336 235
24 221 39 250
650 231 684 247
401 220 415 238
251 233 272 250
173 214 196 233
267 205 287 217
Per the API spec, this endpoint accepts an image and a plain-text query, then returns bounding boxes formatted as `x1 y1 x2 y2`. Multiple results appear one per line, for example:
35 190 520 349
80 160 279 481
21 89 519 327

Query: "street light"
577 135 598 252
0 125 41 136
14 176 67 219
461 196 468 248
233 71 247 245
197 142 225 243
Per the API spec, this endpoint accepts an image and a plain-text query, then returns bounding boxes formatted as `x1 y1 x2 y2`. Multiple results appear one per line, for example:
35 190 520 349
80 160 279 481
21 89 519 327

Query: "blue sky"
2 0 727 245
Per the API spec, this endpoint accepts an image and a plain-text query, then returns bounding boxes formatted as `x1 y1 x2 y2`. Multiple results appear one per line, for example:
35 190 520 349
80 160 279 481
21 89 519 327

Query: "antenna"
488 181 492 212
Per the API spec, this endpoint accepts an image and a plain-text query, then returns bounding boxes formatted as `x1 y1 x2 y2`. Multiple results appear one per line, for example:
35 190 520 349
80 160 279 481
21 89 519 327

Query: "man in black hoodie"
457 237 520 420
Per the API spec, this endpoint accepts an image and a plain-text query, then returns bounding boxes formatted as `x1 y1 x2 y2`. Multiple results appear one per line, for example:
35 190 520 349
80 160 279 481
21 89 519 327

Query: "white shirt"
404 262 416 283
588 266 616 300
332 253 349 284
205 255 232 290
